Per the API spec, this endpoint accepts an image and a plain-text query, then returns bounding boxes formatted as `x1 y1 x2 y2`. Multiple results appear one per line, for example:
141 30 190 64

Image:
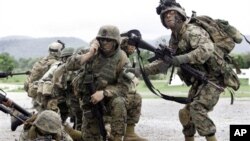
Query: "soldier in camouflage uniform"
142 1 226 141
52 47 83 129
19 110 73 141
120 37 148 141
24 40 64 111
39 48 75 123
66 25 130 141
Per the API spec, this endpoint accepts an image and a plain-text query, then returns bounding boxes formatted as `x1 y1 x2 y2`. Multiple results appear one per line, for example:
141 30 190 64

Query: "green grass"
137 80 250 99
1 77 249 98
0 75 27 84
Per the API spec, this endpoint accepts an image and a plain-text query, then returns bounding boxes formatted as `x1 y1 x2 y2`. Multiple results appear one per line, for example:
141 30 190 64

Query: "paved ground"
1 92 250 141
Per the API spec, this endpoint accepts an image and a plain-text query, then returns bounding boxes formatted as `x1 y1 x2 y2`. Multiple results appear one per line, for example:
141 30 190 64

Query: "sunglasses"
99 38 113 42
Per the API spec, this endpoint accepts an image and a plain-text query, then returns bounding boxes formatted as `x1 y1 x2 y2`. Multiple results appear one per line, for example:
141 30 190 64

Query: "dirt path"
1 92 250 141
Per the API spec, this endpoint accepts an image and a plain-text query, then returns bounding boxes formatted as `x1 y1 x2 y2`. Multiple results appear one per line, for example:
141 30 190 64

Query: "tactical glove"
125 67 141 77
172 55 190 66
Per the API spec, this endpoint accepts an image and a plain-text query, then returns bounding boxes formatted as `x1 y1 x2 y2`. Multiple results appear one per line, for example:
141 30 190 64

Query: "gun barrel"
0 93 32 117
137 39 157 53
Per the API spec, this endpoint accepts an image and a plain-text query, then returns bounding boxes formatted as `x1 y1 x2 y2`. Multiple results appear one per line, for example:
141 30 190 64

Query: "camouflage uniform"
40 48 76 123
67 25 130 141
143 2 225 141
19 110 73 141
24 41 64 111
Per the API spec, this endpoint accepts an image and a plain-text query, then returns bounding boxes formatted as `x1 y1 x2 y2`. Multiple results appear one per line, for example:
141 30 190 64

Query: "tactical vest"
79 48 128 97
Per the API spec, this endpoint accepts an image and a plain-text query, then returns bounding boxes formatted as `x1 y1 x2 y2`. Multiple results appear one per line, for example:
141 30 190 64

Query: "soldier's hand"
125 67 141 77
171 55 190 66
90 90 104 104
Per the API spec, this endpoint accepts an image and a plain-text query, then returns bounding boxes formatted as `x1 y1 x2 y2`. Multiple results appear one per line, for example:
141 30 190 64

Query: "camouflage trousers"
81 96 127 141
127 92 142 125
179 81 222 137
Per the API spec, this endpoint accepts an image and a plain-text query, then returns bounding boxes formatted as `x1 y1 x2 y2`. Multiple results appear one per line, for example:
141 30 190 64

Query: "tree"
0 53 17 72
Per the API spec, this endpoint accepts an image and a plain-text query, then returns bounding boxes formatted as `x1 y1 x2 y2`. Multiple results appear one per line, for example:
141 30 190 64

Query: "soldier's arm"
40 62 60 81
182 26 215 64
144 60 171 75
65 39 99 71
79 39 99 65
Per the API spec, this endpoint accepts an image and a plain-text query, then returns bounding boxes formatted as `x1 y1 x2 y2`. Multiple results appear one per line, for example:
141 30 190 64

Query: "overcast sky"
0 0 249 42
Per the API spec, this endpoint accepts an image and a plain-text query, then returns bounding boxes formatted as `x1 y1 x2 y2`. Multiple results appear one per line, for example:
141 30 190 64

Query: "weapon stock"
0 91 32 131
0 92 32 117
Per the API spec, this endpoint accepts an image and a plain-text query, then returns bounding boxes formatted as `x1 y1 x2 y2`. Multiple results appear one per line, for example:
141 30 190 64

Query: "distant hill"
0 36 88 59
1 35 249 59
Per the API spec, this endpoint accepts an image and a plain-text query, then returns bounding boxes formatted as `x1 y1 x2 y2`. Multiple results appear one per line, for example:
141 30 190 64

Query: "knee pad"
179 108 190 126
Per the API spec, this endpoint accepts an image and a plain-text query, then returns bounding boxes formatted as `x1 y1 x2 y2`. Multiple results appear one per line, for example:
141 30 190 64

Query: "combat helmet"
96 25 121 44
156 0 187 28
33 110 62 134
60 47 74 58
48 40 65 52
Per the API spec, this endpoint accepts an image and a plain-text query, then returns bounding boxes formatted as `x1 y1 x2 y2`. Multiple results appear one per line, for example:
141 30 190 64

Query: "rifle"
84 74 107 141
0 71 30 78
123 30 224 104
0 89 32 131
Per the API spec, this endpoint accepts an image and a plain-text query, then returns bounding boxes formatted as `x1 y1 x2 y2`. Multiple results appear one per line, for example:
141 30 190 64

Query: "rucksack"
189 12 245 91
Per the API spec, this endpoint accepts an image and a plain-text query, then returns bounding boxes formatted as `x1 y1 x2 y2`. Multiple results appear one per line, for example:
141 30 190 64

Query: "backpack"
189 13 245 91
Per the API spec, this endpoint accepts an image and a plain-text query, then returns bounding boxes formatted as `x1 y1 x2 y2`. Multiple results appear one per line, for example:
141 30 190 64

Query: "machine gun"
122 30 224 104
0 71 30 78
84 74 107 141
0 89 32 131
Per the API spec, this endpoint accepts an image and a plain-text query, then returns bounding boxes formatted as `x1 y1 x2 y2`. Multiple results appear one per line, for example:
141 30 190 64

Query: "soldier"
66 25 130 141
24 40 64 111
52 47 83 129
39 48 75 123
120 37 147 141
19 110 73 141
141 1 225 141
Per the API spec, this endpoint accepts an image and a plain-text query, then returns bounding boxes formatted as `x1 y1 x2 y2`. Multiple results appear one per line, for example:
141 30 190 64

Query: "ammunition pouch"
179 108 190 126
42 81 54 96
37 81 44 95
223 63 240 91
28 82 38 98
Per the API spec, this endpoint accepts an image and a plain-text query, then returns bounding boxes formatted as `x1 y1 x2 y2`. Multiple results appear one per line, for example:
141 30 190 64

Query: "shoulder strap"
136 49 192 104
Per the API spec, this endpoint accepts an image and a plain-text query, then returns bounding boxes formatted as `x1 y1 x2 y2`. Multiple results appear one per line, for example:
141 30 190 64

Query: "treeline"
0 52 39 72
1 52 250 73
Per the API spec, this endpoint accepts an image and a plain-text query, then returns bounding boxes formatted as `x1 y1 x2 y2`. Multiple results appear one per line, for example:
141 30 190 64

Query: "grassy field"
1 75 249 98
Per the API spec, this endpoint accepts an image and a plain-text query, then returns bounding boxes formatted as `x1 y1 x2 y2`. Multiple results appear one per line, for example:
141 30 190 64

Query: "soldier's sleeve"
65 54 82 71
40 62 60 81
144 60 171 75
184 25 215 64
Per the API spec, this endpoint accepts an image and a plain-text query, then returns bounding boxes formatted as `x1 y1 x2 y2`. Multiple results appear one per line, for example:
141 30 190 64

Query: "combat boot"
124 124 148 141
205 135 217 141
185 136 194 141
